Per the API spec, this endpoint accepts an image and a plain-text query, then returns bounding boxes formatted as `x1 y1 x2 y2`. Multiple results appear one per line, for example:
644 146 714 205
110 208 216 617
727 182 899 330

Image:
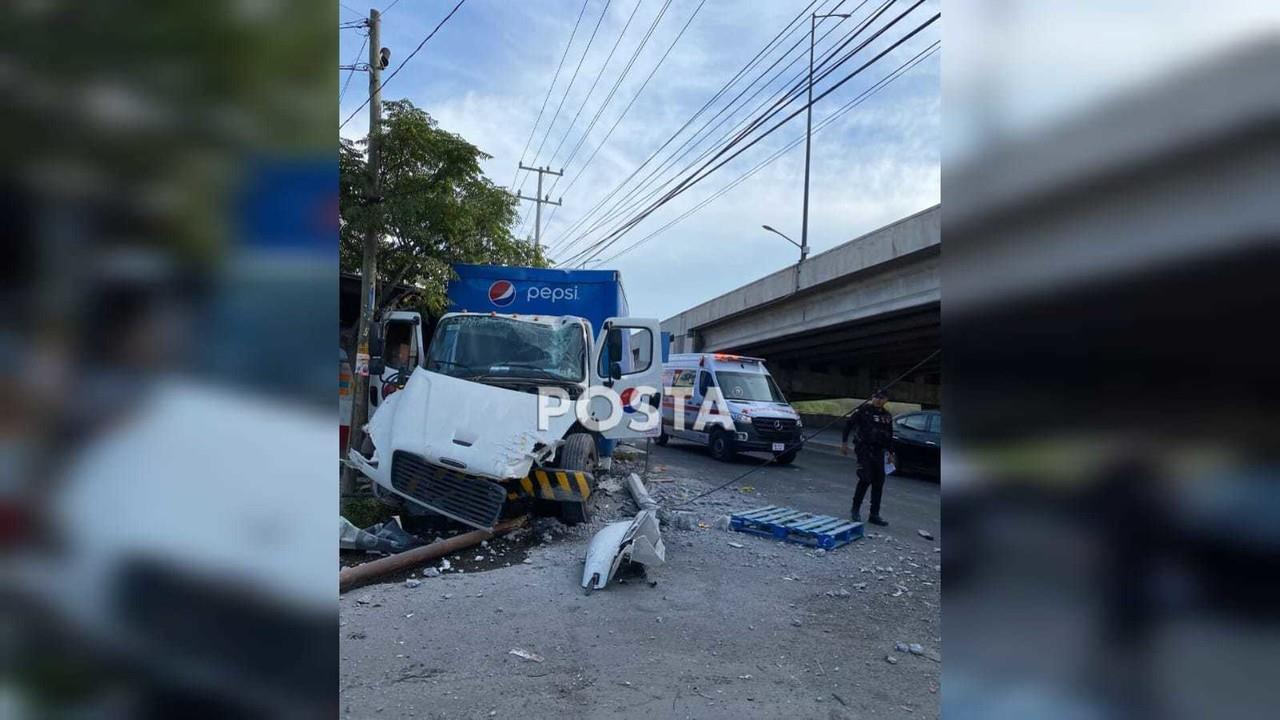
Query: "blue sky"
339 0 941 319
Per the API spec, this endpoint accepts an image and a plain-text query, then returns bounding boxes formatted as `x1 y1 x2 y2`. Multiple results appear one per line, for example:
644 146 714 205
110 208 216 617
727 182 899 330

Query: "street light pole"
762 224 802 250
800 14 815 266
800 12 851 266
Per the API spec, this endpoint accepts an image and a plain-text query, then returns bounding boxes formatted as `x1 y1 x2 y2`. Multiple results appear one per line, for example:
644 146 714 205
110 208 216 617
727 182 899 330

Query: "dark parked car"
892 410 941 477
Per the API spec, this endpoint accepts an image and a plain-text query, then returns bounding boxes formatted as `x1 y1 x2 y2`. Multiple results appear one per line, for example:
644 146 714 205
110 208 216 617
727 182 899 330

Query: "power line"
541 0 680 236
515 0 615 196
544 0 646 171
573 11 939 267
595 41 939 265
546 0 829 253
514 0 615 233
526 0 654 238
510 0 592 191
563 0 894 256
340 3 364 19
552 0 870 254
537 0 706 235
563 6 939 266
340 34 370 105
382 0 404 14
550 0 872 257
339 0 468 131
561 0 920 263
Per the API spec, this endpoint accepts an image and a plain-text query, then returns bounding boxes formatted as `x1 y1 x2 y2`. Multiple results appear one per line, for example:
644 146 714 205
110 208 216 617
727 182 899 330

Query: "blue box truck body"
446 264 630 329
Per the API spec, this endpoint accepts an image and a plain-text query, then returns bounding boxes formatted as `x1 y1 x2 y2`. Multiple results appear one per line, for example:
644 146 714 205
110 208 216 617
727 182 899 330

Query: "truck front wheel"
556 432 597 524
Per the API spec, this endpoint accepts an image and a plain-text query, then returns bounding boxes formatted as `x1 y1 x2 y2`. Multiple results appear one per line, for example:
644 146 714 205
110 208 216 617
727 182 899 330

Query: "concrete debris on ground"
917 529 934 540
341 444 939 718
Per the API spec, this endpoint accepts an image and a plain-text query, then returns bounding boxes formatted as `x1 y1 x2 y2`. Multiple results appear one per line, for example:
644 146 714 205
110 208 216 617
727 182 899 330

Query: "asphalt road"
648 437 940 533
339 441 941 719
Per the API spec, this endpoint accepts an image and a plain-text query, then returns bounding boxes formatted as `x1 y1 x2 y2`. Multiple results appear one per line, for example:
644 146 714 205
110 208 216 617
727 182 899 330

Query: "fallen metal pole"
339 516 527 592
625 472 658 512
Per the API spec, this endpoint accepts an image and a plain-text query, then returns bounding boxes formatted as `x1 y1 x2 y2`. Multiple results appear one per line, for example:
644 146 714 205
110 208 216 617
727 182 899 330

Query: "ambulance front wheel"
708 429 736 462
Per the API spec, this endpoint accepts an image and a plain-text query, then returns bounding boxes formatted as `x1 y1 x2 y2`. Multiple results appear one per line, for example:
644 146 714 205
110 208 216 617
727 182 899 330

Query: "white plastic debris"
582 475 666 591
508 648 544 663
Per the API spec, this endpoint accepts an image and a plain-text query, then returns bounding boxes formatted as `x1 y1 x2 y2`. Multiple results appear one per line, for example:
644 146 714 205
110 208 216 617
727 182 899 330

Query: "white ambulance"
658 353 803 463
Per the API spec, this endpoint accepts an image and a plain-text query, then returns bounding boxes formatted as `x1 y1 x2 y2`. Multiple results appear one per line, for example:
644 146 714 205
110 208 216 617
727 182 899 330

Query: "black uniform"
842 404 894 518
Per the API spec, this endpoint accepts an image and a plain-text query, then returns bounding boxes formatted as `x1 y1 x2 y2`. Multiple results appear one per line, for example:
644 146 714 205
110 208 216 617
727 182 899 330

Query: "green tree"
340 100 545 315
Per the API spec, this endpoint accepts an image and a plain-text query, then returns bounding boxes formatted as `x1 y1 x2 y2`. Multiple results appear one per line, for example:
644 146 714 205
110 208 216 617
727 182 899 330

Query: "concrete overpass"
661 205 940 405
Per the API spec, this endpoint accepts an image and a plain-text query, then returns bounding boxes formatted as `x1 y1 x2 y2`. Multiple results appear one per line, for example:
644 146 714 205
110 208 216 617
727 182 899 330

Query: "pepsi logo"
620 387 637 413
488 280 516 307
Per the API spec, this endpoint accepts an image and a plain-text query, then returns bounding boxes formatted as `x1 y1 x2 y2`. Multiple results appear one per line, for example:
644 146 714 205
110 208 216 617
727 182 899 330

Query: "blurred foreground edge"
943 35 1280 719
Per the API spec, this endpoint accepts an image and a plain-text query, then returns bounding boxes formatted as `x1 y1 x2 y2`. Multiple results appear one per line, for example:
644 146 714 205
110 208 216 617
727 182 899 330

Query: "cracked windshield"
427 315 586 383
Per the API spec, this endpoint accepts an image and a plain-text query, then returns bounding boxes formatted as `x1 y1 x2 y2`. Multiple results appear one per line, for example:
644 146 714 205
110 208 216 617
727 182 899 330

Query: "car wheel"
708 429 735 462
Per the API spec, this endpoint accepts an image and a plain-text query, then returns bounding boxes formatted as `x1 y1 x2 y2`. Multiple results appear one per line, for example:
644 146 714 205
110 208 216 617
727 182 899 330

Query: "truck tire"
773 449 798 465
708 428 736 462
557 432 597 524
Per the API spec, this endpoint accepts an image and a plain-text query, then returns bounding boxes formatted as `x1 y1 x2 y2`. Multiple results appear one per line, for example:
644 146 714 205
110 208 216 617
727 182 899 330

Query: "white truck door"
591 318 663 440
372 311 422 407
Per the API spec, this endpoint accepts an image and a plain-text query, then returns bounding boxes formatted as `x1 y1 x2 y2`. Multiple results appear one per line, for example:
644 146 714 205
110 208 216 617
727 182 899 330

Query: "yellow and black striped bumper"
507 468 593 503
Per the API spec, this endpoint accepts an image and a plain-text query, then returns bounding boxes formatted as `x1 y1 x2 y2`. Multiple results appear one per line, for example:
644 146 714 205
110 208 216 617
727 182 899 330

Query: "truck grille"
752 416 799 440
390 450 507 529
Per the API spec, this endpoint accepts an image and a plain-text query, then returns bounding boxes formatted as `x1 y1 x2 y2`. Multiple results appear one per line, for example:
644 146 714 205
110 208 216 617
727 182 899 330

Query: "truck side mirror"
609 360 622 381
369 357 385 376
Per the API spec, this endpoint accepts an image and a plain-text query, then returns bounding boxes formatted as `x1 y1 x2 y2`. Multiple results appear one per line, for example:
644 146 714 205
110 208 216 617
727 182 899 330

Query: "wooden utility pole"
343 8 383 493
516 163 563 250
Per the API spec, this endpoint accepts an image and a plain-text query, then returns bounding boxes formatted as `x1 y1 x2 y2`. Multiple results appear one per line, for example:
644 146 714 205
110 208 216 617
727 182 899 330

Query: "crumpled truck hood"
367 367 577 480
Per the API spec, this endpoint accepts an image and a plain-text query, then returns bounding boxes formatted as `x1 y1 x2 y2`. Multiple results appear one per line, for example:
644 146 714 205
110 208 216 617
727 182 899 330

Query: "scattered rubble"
917 529 934 540
404 578 421 589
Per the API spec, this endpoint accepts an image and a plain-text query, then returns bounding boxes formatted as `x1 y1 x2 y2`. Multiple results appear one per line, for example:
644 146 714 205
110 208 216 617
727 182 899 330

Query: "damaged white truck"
349 265 663 530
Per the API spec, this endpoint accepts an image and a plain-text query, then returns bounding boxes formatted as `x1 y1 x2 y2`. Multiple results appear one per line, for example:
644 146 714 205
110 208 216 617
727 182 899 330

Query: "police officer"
840 389 896 526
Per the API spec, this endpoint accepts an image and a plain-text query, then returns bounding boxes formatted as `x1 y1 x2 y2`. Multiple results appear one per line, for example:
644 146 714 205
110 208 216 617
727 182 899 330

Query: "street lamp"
762 224 802 253
800 12 852 265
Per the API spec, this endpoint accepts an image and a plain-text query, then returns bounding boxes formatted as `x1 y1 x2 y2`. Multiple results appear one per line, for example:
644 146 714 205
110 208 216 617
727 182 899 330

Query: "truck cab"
657 353 803 464
368 310 425 407
349 311 662 528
